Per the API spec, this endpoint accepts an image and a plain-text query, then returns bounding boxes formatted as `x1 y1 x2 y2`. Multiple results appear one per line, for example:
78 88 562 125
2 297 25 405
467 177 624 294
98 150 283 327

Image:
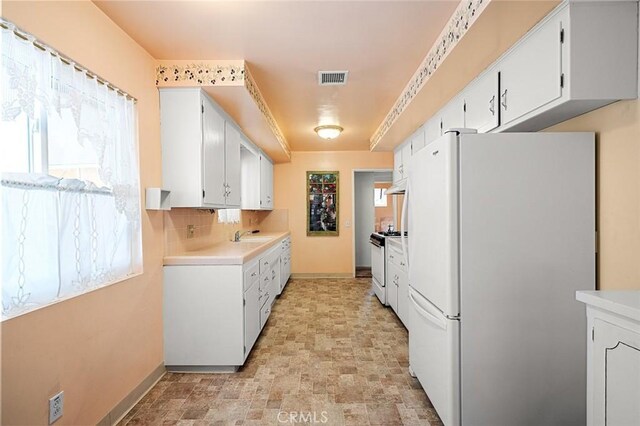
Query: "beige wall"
547 100 640 290
1 1 164 424
274 151 393 275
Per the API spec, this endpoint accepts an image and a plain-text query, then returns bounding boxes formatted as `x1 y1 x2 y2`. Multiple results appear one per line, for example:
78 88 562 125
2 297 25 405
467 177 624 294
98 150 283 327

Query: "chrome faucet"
234 230 253 242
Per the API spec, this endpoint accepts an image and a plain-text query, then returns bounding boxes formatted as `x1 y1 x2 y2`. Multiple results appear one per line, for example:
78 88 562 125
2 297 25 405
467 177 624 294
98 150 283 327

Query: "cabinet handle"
264 276 269 282
389 254 394 260
501 89 507 110
251 272 257 277
489 95 495 116
400 262 405 266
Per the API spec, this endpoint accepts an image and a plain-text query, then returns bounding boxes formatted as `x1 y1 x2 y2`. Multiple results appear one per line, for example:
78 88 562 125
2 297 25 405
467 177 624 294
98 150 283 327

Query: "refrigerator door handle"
401 178 410 268
409 287 447 330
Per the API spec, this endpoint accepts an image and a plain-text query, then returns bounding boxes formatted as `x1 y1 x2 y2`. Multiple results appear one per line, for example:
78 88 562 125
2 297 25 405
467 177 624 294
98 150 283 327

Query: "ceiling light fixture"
314 125 343 140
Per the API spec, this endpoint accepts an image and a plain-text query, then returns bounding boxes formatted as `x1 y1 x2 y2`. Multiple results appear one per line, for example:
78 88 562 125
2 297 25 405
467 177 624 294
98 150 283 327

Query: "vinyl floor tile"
120 278 442 425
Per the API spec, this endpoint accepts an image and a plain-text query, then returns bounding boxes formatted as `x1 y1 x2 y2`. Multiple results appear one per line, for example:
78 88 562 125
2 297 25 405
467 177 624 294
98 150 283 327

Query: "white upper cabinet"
423 116 441 147
224 122 242 206
160 88 241 208
201 95 226 206
498 7 564 128
393 147 403 183
411 126 426 155
260 155 274 209
438 94 465 135
393 138 413 183
240 143 274 211
496 1 637 132
463 68 499 133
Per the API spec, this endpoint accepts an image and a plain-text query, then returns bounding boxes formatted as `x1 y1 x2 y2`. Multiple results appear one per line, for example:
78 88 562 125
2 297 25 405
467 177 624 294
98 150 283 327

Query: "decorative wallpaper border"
156 62 244 86
370 0 488 149
155 60 290 159
244 66 291 157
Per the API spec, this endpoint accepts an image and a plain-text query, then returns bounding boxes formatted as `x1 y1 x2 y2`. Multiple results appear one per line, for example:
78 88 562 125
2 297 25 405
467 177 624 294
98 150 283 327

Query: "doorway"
352 169 393 278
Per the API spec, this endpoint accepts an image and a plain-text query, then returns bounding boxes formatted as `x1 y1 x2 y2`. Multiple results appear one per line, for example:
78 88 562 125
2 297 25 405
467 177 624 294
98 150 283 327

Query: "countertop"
164 231 290 266
576 290 640 322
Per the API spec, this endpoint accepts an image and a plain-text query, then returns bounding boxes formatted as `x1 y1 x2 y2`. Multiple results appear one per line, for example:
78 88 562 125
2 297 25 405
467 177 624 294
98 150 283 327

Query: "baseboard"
97 362 166 426
290 273 353 279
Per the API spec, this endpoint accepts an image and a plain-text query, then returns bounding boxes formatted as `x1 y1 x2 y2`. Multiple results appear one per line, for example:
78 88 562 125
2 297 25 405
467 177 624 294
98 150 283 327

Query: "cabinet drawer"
387 243 407 270
243 261 259 291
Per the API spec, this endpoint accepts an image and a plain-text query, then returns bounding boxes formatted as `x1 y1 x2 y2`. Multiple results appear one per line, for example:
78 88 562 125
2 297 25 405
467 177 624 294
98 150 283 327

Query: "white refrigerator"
404 130 595 426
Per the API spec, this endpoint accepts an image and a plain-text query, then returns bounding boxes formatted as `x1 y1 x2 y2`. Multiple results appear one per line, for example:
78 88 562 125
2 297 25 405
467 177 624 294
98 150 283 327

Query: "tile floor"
120 278 442 425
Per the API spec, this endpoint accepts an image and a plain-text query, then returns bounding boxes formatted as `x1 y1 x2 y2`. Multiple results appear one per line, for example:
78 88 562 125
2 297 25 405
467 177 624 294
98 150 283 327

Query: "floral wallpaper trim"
244 65 291 157
156 61 245 86
370 0 488 149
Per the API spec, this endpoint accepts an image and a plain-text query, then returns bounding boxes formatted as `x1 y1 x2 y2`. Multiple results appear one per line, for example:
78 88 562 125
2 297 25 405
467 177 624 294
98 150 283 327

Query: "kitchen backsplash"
164 209 289 255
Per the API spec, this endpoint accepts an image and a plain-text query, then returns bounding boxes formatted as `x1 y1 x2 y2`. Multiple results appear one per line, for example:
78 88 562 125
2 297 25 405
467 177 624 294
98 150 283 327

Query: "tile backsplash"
164 209 289 255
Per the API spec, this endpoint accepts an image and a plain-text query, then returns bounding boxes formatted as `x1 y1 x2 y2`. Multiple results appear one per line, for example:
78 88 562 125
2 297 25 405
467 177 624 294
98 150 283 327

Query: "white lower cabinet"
163 236 290 370
577 291 640 426
243 263 261 356
386 239 409 329
279 236 292 294
387 262 399 314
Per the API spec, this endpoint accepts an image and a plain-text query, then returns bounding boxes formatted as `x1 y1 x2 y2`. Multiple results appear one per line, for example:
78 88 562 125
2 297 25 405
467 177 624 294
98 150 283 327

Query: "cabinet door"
224 122 241 207
424 117 441 147
592 319 640 426
401 142 412 179
393 148 403 183
439 96 465 134
464 71 499 133
499 10 564 127
260 156 274 209
411 127 426 155
387 263 399 314
397 269 409 328
202 97 226 206
244 280 261 356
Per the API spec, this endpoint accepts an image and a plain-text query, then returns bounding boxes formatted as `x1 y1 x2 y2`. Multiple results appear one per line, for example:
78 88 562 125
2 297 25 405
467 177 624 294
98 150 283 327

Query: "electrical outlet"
49 391 64 424
187 224 195 239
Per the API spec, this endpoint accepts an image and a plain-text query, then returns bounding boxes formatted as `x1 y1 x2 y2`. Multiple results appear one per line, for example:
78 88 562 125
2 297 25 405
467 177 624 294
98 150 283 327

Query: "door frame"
351 168 393 277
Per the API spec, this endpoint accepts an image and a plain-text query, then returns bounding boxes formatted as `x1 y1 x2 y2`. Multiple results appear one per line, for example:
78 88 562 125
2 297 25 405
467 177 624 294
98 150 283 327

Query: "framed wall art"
306 171 339 236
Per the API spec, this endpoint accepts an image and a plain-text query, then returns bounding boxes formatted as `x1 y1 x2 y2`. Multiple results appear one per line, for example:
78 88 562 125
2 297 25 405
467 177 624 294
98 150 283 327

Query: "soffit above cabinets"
370 0 560 152
156 60 291 162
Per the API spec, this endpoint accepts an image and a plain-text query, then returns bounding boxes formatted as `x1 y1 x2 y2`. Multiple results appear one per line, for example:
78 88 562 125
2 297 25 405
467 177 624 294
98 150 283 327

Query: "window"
374 188 388 207
1 20 142 319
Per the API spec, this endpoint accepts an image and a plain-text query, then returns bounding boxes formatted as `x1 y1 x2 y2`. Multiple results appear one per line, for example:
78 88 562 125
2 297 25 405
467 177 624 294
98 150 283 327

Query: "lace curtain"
1 20 142 319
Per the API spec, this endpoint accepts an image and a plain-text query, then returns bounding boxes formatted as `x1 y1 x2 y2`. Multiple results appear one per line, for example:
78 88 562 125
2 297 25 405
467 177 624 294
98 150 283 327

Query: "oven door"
370 241 385 285
372 276 386 305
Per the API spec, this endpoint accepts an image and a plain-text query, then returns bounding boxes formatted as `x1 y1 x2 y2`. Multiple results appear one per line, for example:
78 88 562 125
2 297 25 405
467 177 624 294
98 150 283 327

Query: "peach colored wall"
274 151 393 275
546 99 640 290
374 182 394 232
1 1 163 424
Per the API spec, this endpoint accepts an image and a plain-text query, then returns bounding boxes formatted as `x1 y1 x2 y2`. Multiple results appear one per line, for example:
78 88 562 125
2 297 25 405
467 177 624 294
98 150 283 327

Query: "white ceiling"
94 0 459 153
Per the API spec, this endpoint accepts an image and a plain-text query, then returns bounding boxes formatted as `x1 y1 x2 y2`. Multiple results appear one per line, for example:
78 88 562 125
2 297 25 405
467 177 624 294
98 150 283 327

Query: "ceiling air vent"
318 70 349 86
